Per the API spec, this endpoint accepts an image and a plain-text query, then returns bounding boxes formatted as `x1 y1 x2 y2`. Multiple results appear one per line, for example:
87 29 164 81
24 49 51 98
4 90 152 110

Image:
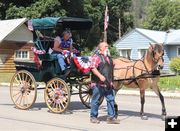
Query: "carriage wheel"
79 84 104 108
10 70 37 110
44 78 70 113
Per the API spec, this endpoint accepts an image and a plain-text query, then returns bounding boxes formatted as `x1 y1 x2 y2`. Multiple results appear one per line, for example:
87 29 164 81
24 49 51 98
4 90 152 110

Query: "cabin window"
15 50 29 60
138 49 148 58
119 49 131 58
177 47 180 56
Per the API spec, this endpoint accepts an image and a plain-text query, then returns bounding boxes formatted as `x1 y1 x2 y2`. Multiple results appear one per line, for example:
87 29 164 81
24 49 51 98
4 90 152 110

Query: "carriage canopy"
31 17 93 30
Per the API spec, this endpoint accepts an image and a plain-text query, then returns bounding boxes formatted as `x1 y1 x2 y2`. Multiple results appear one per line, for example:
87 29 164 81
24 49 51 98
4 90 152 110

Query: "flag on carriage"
73 56 91 74
104 5 109 42
28 20 34 31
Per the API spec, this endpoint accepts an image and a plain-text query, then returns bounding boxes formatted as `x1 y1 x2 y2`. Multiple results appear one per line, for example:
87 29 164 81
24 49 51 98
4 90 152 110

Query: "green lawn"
159 75 180 91
0 73 180 91
0 73 14 83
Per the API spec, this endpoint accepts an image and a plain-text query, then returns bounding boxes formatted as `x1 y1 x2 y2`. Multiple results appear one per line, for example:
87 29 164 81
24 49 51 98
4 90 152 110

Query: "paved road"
0 86 180 131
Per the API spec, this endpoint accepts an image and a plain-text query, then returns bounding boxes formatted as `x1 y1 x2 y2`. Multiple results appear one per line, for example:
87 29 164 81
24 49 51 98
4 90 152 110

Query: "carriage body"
10 17 103 113
14 17 93 82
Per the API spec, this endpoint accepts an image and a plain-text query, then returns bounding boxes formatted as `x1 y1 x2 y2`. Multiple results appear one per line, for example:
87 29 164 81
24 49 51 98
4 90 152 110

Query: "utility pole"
103 5 108 42
119 18 121 39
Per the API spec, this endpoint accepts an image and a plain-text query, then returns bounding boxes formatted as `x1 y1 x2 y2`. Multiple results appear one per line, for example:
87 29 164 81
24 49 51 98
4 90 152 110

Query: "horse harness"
114 58 160 87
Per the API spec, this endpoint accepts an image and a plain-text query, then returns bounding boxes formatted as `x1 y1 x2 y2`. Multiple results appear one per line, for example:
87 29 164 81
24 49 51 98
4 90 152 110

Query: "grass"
159 75 180 91
0 73 14 83
121 76 180 91
0 72 180 91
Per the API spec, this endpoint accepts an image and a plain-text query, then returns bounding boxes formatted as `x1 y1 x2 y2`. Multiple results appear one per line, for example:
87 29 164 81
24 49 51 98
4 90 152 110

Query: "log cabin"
0 18 34 74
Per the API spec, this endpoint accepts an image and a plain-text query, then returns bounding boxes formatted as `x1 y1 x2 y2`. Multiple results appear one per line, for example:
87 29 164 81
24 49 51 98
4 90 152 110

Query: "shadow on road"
0 101 89 113
119 109 161 119
98 109 162 122
31 101 89 113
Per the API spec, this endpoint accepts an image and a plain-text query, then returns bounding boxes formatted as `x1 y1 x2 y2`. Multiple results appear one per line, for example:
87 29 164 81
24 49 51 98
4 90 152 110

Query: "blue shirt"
60 37 73 49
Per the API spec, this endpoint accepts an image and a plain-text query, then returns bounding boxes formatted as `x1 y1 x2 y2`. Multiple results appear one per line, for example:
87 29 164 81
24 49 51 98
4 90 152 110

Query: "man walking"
90 41 120 124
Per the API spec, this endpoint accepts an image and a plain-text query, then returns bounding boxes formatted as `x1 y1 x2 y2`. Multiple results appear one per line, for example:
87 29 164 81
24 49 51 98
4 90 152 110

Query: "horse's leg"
114 90 118 118
140 88 148 120
152 85 167 120
113 81 123 118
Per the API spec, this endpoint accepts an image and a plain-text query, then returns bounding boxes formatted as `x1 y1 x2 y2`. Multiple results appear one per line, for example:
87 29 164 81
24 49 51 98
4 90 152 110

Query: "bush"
109 46 119 58
169 57 180 74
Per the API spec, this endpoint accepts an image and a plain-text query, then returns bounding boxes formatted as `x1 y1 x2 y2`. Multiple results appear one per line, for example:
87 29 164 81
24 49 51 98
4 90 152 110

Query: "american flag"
28 20 33 31
104 5 109 31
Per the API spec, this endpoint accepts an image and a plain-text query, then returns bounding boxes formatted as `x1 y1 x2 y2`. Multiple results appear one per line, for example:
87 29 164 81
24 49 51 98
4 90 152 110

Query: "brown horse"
113 43 166 120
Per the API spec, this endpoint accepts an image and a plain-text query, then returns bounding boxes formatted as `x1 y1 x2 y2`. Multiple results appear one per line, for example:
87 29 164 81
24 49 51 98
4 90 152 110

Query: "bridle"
150 47 164 71
151 49 164 63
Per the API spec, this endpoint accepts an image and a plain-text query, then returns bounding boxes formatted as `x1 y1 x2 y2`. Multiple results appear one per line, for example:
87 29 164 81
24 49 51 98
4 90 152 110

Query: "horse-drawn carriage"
9 17 174 120
10 17 103 113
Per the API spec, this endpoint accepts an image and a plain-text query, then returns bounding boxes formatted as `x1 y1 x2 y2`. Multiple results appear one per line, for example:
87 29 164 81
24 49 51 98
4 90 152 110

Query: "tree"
83 0 134 47
2 0 134 49
132 0 151 27
0 0 36 19
6 0 66 19
143 0 180 30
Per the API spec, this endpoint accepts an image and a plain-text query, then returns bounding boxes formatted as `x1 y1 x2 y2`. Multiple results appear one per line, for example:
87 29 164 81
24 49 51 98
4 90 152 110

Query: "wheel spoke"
12 91 21 97
14 93 22 103
27 78 32 85
22 94 25 106
14 77 20 85
55 103 58 111
25 73 28 82
53 81 57 89
84 94 90 103
60 101 65 109
12 85 20 90
17 73 22 83
50 84 55 92
81 86 89 91
47 91 54 98
25 92 29 106
57 103 61 111
48 98 54 105
18 93 24 106
22 72 25 81
62 98 68 105
82 93 88 98
52 101 56 109
88 96 91 103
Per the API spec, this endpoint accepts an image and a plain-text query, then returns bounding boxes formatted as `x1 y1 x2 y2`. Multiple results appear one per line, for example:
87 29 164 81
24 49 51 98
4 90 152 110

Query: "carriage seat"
33 35 57 61
38 53 57 61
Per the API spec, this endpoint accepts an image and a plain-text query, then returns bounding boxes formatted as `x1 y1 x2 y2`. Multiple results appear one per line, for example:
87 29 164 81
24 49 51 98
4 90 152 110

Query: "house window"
177 47 180 56
119 49 131 58
15 50 29 60
138 49 148 58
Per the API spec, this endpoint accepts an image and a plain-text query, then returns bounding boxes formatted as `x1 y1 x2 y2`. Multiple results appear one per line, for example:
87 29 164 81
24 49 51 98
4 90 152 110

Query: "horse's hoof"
141 115 148 120
161 115 166 121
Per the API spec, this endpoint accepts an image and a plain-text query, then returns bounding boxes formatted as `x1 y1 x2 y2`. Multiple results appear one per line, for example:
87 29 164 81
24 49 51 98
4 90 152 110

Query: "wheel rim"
10 70 37 110
44 78 70 113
